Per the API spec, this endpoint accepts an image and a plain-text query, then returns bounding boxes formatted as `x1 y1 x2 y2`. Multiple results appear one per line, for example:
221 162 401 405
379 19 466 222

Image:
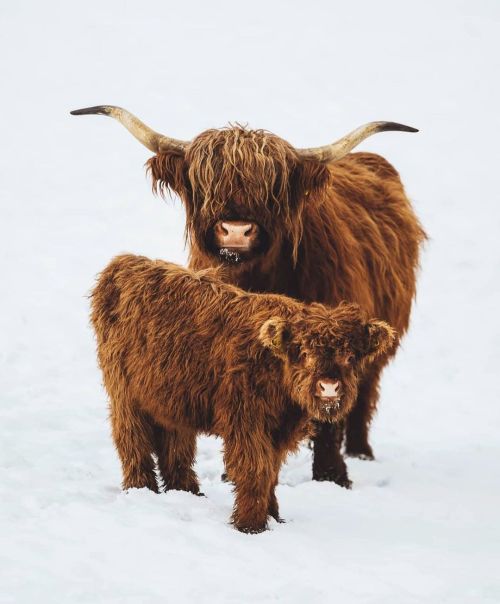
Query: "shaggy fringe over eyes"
186 126 293 221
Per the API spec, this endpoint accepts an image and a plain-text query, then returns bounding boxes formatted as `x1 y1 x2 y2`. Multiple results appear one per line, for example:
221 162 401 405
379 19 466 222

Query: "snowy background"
1 1 499 602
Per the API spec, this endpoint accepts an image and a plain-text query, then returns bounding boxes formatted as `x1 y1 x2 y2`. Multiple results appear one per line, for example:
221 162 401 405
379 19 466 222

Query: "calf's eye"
288 344 302 363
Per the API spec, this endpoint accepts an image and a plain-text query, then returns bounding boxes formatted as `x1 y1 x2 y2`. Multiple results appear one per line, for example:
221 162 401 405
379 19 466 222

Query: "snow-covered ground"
1 1 499 602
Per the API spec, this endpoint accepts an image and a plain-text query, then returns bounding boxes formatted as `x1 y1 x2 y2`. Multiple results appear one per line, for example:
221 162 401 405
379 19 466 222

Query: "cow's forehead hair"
185 125 296 218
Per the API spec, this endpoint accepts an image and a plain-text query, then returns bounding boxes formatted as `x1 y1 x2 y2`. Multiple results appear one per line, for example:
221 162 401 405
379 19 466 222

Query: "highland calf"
91 254 395 533
73 106 426 486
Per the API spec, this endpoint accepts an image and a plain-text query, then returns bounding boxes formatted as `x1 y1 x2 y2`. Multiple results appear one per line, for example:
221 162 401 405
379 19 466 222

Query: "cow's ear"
146 152 190 199
259 317 292 357
362 320 396 360
291 159 331 203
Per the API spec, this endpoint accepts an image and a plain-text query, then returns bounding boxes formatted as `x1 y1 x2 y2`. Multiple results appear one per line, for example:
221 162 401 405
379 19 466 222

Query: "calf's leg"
110 398 158 492
154 425 200 494
268 454 285 523
224 435 274 534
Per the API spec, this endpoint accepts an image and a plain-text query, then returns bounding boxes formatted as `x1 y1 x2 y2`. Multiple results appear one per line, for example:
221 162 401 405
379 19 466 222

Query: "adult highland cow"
72 105 426 487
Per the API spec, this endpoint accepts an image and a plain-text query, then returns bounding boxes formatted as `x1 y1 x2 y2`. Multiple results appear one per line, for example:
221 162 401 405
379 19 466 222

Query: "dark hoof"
123 481 159 493
346 446 375 461
221 472 230 483
269 509 286 523
336 475 353 489
236 524 268 534
313 471 352 489
350 452 375 461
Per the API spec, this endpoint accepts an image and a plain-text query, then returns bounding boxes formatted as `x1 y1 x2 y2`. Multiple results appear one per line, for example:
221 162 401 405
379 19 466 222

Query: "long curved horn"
70 105 189 154
296 121 418 163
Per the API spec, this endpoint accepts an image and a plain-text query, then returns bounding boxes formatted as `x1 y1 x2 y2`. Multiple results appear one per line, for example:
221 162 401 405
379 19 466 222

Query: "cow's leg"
312 420 351 488
345 364 383 460
110 398 158 492
224 435 273 534
154 425 200 494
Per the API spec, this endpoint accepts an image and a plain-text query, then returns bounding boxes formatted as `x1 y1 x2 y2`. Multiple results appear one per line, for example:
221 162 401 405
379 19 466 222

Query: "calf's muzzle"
316 380 340 399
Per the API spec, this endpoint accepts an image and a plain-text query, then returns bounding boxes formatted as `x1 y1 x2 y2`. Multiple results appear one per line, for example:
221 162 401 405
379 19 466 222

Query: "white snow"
1 1 499 602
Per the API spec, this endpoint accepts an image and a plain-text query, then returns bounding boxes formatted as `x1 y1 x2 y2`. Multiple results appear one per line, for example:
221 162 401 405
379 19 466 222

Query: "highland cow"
91 254 395 533
73 105 426 487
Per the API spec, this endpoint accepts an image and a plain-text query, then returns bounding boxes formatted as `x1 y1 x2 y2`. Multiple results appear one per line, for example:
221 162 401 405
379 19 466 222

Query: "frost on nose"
317 380 340 398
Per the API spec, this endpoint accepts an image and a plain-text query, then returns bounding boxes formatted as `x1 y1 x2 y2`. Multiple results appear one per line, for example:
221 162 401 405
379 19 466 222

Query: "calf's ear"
363 320 397 359
259 317 292 357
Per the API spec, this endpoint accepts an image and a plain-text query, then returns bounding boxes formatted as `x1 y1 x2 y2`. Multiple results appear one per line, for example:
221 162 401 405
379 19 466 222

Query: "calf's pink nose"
214 221 258 249
317 380 340 398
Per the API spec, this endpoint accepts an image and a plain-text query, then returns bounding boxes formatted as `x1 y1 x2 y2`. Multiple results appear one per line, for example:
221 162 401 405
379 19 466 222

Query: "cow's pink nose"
214 221 259 250
317 380 340 398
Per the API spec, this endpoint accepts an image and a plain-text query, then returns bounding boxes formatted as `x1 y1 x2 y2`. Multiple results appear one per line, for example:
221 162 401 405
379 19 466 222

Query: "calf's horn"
70 105 189 155
296 121 418 163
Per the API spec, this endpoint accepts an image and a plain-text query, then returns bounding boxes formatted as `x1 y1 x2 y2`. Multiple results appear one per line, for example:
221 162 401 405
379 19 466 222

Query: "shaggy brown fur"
91 254 395 533
146 126 426 486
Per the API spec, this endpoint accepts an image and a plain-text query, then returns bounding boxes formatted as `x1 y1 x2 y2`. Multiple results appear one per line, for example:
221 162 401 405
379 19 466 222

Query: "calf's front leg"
224 435 274 534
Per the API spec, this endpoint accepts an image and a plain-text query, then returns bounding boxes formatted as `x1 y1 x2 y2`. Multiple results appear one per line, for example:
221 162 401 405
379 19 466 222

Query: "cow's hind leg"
154 426 200 495
345 363 383 460
312 420 351 488
110 398 158 492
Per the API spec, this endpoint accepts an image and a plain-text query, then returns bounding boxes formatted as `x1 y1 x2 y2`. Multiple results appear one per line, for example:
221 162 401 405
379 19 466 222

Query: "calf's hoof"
123 477 159 493
221 472 230 483
269 509 286 523
235 524 268 535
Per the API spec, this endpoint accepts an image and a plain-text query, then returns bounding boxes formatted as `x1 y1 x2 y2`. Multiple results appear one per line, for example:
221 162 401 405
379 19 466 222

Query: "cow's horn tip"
70 106 110 116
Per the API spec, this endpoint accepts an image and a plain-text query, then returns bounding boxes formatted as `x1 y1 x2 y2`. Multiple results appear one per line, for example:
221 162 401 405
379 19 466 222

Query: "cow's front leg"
312 420 351 488
345 363 383 460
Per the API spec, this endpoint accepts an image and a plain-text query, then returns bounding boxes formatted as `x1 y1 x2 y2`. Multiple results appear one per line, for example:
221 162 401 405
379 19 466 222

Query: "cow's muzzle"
213 220 260 252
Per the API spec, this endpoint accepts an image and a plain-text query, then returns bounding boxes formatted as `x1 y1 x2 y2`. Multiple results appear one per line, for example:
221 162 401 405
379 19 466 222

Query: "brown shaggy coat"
147 129 426 485
91 254 394 533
